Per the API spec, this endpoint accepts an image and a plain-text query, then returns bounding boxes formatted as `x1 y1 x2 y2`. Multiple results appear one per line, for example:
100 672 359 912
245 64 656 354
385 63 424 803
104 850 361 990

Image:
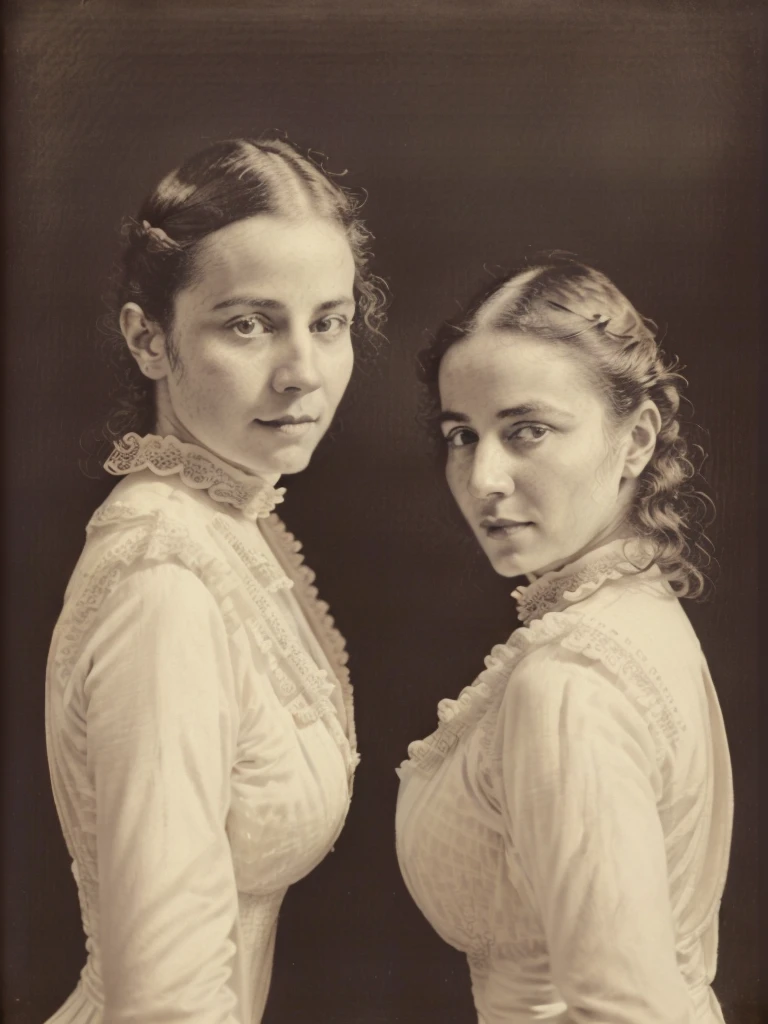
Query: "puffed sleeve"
83 562 242 1023
500 646 696 1023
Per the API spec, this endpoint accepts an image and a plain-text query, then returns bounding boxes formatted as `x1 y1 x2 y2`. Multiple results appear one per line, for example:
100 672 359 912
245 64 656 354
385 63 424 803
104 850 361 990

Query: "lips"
479 517 533 539
254 415 319 436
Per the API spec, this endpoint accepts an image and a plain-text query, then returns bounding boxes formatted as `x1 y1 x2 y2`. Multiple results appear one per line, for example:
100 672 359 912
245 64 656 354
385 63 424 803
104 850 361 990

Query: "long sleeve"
83 562 242 1023
499 646 696 1024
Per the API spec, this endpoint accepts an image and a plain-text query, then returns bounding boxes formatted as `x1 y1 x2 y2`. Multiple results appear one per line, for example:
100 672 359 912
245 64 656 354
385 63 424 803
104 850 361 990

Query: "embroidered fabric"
402 560 680 780
100 433 354 745
48 436 359 1022
401 617 562 778
261 515 357 758
104 433 286 521
77 502 358 779
511 537 653 625
396 539 732 1023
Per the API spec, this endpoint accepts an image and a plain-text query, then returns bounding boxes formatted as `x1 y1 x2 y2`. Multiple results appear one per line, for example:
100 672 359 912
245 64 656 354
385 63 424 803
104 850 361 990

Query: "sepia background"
4 2 764 1021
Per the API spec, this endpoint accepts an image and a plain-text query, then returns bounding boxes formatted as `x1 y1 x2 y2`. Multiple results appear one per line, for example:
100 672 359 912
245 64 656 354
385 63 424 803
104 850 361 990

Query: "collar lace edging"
104 433 286 521
511 538 653 625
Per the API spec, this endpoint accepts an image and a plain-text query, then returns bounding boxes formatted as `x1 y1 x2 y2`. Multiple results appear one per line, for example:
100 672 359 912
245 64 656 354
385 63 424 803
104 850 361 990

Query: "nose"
271 327 322 395
467 436 515 500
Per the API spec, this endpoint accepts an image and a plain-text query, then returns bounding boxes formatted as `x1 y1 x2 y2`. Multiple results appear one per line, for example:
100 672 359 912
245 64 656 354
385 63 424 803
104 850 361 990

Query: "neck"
526 521 635 583
154 387 280 485
526 477 641 582
154 390 197 449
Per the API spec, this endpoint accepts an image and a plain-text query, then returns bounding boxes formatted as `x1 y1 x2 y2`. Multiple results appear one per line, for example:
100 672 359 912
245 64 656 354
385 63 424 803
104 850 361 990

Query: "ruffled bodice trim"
511 537 654 625
402 540 667 780
261 515 357 758
401 613 681 781
78 499 358 780
401 616 564 778
99 435 358 763
104 433 286 521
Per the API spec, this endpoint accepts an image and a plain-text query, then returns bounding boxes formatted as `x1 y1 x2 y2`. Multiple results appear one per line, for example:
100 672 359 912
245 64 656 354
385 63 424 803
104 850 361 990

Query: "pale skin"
119 214 357 481
438 330 662 578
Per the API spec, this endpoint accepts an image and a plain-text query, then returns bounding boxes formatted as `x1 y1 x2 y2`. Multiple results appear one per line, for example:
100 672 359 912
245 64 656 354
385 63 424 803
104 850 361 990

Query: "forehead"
438 330 597 413
184 214 356 302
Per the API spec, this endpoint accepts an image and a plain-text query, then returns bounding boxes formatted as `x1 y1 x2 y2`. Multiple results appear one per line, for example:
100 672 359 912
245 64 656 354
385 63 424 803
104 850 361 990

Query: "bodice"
45 434 357 1023
396 542 732 1023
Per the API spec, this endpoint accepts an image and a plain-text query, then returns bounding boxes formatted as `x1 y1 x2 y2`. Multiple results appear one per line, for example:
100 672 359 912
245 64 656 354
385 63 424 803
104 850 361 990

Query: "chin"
479 537 538 579
266 446 316 477
274 456 312 476
488 545 572 580
488 554 530 579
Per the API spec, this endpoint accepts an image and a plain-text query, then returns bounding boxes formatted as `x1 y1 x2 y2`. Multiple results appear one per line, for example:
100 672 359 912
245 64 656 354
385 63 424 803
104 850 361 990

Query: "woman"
396 262 732 1022
45 136 384 1022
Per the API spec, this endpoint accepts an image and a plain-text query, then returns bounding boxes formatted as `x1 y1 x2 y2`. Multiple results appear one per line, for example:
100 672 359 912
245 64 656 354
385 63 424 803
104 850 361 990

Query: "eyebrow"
497 403 574 420
438 402 575 424
211 296 355 313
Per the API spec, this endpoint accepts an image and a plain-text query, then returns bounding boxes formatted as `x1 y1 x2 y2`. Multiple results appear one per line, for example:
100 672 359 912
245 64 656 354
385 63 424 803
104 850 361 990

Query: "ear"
621 400 662 479
119 303 171 380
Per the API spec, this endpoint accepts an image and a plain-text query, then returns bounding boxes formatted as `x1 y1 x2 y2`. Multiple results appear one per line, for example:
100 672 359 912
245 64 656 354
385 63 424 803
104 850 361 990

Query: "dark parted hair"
105 135 386 441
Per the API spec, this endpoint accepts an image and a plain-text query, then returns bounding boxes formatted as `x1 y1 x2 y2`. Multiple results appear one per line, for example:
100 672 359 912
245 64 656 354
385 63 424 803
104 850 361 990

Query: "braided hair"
420 261 712 598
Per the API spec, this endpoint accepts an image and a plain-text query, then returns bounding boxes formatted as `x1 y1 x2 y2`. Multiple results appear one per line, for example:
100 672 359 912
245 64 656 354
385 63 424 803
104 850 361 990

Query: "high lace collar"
104 433 286 521
511 537 654 625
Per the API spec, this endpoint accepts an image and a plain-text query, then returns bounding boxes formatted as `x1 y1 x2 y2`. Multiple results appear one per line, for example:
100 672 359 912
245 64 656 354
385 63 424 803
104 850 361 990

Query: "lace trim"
260 514 357 760
62 504 357 780
400 612 684 779
212 515 358 771
104 433 286 521
511 538 652 624
402 618 558 777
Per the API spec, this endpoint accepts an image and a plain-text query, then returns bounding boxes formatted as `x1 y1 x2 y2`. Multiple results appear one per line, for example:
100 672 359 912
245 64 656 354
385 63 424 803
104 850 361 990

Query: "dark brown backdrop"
4 2 764 1022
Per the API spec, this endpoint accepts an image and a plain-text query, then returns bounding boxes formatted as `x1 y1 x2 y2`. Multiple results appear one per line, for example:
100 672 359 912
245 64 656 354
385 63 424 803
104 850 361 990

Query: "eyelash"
443 424 551 449
229 314 350 339
312 315 350 336
230 316 269 339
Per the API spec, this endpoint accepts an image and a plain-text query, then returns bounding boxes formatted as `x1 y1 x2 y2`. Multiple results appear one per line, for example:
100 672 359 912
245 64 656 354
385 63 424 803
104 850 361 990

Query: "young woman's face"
155 214 356 478
439 330 632 577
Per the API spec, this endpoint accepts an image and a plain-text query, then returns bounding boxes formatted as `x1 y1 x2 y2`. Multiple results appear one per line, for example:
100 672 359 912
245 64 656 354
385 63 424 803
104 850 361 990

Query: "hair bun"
139 219 176 250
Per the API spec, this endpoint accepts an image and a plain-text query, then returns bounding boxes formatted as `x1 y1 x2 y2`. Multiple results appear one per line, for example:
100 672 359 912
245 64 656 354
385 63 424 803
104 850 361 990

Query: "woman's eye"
312 315 348 336
231 316 270 339
443 427 478 449
509 424 550 444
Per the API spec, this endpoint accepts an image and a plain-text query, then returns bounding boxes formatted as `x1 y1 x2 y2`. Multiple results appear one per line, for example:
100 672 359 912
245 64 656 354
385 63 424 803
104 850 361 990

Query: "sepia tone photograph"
3 1 764 1022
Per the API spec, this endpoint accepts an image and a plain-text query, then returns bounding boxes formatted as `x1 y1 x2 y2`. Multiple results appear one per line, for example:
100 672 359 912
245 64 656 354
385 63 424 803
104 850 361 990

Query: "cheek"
324 342 355 401
175 352 251 411
444 457 471 511
545 442 619 516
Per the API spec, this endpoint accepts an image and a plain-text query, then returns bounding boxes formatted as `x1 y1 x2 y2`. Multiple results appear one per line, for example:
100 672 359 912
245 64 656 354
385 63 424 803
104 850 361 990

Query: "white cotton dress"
396 540 733 1024
45 433 358 1024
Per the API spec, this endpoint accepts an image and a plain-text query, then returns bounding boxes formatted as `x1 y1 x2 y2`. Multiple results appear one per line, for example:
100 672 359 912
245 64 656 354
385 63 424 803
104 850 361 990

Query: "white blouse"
45 434 358 1024
396 541 733 1024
